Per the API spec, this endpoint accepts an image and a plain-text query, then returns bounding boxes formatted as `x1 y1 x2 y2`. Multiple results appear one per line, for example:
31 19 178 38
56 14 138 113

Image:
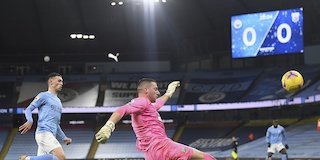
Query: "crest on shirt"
181 147 187 153
32 96 39 103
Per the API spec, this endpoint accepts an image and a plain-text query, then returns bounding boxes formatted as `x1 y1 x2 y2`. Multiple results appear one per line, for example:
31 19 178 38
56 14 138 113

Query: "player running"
19 72 72 160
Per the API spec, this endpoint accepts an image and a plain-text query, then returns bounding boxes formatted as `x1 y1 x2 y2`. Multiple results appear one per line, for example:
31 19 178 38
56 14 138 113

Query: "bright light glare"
89 35 95 39
44 56 50 62
70 34 76 39
76 34 83 39
83 35 89 39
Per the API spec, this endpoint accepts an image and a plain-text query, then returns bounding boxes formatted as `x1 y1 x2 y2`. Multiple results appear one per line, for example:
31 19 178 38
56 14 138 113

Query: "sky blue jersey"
266 125 287 144
25 91 66 141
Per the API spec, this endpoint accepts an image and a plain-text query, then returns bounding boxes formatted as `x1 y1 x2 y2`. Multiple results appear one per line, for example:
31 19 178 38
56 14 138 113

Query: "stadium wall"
305 44 320 65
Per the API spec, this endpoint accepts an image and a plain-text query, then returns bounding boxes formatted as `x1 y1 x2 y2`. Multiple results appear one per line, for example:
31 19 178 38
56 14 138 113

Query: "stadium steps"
243 118 298 127
94 129 142 159
227 119 298 145
0 128 9 153
6 129 38 160
277 118 299 125
87 128 99 159
94 128 175 159
172 124 185 142
292 69 320 97
243 118 299 131
224 121 245 138
296 116 319 124
61 128 94 159
243 119 272 127
214 121 320 158
0 128 18 160
179 121 240 151
238 70 265 101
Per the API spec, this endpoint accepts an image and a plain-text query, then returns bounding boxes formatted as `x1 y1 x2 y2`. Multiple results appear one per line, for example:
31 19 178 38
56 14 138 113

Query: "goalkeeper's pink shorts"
144 138 193 160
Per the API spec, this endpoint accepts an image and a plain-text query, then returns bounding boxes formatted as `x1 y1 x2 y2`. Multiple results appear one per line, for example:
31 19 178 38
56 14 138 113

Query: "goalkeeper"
96 78 216 160
266 119 289 160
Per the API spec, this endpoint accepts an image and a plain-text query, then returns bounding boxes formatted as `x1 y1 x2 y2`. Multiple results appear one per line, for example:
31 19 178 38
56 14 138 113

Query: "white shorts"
267 143 285 154
35 131 62 156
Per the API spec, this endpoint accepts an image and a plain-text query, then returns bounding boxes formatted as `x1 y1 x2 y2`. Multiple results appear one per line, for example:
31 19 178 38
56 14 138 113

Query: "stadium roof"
0 0 319 62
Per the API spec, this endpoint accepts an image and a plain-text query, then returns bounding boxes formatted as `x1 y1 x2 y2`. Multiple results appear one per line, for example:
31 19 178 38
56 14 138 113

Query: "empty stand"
214 121 320 158
95 127 175 159
6 130 37 160
179 121 240 151
61 127 95 159
0 128 9 151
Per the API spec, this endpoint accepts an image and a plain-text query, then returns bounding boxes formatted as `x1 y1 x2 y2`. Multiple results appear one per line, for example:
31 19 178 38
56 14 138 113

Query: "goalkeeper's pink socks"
204 153 216 160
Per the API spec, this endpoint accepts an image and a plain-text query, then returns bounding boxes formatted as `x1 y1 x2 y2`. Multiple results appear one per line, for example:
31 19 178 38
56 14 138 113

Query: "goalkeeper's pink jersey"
115 97 167 151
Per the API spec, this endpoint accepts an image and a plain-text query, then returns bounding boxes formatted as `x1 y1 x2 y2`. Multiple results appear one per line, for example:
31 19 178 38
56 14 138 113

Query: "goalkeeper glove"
95 121 115 143
164 81 180 98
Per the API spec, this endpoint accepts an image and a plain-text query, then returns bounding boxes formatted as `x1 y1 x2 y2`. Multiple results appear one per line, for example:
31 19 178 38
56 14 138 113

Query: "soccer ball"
281 70 304 92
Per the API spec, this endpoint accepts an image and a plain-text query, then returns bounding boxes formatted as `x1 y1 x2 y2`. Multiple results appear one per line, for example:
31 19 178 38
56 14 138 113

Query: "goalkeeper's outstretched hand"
165 81 180 98
95 121 115 143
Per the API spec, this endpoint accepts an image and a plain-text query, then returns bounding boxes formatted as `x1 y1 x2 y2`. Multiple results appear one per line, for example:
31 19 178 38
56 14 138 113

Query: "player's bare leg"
267 152 273 160
50 147 66 160
279 149 288 160
19 155 28 160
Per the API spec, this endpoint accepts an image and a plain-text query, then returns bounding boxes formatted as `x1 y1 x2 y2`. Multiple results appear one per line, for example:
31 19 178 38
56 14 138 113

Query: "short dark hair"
137 78 156 90
47 72 62 81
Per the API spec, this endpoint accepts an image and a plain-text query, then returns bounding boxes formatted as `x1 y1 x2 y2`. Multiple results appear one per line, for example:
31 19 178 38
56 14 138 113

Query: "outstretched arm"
57 125 72 145
155 81 180 110
95 98 148 143
19 95 45 134
95 112 122 144
107 112 123 125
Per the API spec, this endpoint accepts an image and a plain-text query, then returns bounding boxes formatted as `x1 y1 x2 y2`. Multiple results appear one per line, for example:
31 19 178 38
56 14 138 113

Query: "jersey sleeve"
115 98 149 117
25 93 46 123
57 125 67 141
153 98 165 110
266 127 270 143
